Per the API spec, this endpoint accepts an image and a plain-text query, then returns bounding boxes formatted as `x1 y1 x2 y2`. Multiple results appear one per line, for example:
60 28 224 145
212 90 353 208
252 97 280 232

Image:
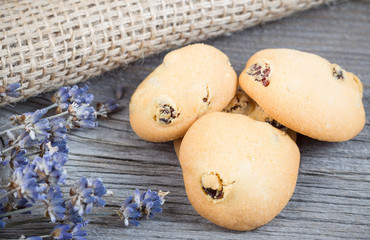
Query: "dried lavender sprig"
0 111 69 137
0 177 106 220
0 103 57 133
0 84 119 238
117 189 169 227
96 99 120 118
22 222 88 240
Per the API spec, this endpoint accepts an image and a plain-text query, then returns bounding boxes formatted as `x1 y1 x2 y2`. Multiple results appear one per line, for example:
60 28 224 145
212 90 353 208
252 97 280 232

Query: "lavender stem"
42 103 58 112
0 189 17 200
2 216 47 228
0 204 43 218
0 121 15 131
45 111 69 120
0 125 24 136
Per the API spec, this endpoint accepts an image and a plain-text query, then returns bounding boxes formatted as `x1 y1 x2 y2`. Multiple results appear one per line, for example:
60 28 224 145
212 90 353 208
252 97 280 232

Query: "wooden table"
1 1 369 239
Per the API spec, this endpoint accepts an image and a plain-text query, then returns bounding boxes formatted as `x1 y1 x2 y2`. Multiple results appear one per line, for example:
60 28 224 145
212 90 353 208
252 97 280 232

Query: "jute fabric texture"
0 0 333 106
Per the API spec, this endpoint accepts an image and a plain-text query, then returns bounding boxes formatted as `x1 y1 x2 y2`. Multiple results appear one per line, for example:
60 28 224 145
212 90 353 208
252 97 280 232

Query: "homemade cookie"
239 48 365 142
179 112 300 231
129 44 237 142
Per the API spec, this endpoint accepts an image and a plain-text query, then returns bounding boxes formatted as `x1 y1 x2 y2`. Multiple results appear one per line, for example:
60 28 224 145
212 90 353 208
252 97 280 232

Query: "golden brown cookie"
239 48 365 142
179 112 300 231
129 44 237 142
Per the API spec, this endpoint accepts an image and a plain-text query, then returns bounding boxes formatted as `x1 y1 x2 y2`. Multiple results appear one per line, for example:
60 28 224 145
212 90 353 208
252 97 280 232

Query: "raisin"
202 85 211 105
157 104 179 124
201 172 224 200
266 119 287 130
225 95 248 113
246 61 271 87
202 187 224 199
333 65 344 80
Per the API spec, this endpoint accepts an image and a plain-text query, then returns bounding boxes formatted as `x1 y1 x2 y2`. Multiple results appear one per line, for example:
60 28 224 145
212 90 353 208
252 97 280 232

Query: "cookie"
179 112 300 231
129 44 237 142
239 48 365 142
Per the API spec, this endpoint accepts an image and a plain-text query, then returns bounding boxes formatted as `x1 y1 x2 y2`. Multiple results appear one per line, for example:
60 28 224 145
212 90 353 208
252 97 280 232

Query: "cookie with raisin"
179 112 300 231
129 44 237 142
239 49 365 141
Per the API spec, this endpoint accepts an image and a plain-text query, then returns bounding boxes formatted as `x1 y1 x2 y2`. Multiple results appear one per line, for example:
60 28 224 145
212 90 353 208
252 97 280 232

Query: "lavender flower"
89 178 106 207
52 85 94 112
51 87 71 111
0 83 21 98
117 196 141 226
65 201 84 225
68 85 94 106
0 85 121 236
117 189 169 227
138 189 164 219
14 197 33 210
10 165 46 203
50 118 68 143
1 149 28 168
0 189 8 229
51 224 73 240
24 109 51 143
17 131 37 149
34 152 67 185
68 103 98 129
69 177 106 216
96 99 120 118
0 209 5 228
44 186 66 223
46 140 69 155
71 223 88 240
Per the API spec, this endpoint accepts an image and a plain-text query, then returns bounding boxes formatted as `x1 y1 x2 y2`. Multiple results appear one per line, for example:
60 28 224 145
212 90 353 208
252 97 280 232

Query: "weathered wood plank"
1 0 369 239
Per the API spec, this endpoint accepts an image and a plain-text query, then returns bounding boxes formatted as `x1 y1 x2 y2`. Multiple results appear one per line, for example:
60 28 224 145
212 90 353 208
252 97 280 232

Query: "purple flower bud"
96 99 120 118
0 83 21 98
11 166 46 203
69 177 106 216
51 224 73 240
44 186 66 223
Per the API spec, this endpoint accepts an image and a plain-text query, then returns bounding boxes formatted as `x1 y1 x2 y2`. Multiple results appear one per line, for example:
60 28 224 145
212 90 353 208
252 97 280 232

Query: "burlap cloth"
0 0 334 106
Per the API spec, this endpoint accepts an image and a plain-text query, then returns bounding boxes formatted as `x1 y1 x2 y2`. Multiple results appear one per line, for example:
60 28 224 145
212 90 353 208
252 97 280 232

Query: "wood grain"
1 0 369 239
